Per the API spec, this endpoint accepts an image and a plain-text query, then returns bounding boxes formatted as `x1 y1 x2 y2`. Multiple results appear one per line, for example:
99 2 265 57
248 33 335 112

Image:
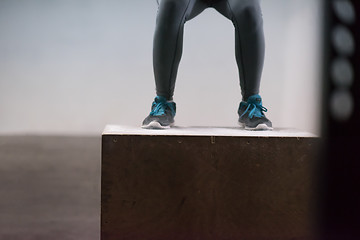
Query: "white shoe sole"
238 122 273 131
141 121 174 129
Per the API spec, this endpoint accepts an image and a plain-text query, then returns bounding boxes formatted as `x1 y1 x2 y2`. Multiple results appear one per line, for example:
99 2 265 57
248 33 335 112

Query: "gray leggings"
154 0 265 101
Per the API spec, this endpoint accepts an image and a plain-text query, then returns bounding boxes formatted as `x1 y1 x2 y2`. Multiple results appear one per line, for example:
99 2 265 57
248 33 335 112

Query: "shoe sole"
238 122 273 131
141 121 174 129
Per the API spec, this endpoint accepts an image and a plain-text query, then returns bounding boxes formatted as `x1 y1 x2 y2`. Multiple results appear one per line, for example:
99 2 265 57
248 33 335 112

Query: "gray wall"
0 0 322 135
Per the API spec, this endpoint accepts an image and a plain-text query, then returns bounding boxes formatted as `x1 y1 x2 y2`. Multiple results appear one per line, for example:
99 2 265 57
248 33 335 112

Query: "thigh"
213 0 262 21
157 0 208 21
187 0 208 20
157 0 192 16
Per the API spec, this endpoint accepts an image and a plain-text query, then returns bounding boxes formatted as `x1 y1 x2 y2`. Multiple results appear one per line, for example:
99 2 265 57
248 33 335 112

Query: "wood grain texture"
101 135 317 240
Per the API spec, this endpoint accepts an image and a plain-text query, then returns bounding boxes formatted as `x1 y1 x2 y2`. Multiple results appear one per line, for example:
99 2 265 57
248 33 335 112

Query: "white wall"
0 0 322 135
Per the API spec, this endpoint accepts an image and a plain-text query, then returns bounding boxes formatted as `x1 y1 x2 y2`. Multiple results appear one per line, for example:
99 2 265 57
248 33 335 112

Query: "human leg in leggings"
154 0 264 101
213 0 265 101
144 0 271 130
153 0 207 100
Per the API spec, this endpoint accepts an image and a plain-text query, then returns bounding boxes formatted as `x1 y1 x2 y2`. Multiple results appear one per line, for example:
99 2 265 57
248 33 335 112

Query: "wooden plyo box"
101 125 318 240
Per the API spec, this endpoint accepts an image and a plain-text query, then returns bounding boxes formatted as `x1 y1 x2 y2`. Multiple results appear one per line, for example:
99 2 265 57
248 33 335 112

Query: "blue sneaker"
142 96 176 129
238 94 273 130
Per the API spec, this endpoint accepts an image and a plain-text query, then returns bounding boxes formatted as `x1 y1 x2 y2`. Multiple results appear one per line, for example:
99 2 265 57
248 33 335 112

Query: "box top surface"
103 125 318 138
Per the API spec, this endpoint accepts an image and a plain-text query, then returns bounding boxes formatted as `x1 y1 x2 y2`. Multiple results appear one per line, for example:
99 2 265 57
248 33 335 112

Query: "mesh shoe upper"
150 96 176 117
238 94 272 129
142 96 176 128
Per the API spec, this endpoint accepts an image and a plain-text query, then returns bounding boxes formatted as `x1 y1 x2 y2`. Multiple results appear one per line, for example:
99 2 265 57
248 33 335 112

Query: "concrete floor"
0 136 101 240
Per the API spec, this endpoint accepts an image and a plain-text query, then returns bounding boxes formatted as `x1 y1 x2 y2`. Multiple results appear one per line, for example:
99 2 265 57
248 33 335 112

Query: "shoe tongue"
155 96 167 103
247 95 262 105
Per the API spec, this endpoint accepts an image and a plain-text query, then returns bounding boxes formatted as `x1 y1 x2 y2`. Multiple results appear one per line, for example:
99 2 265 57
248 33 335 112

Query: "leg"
154 0 207 100
214 0 271 130
142 0 207 129
213 0 265 101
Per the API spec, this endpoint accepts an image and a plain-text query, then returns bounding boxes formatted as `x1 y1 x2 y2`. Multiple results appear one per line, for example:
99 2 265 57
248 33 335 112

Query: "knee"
160 0 188 17
234 5 263 32
157 0 188 26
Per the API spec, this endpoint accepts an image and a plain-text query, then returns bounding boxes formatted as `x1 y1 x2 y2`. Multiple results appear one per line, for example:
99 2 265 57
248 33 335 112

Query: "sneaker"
238 94 273 130
142 96 176 129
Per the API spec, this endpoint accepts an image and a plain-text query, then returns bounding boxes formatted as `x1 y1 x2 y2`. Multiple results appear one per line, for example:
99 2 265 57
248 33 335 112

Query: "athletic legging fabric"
154 0 265 101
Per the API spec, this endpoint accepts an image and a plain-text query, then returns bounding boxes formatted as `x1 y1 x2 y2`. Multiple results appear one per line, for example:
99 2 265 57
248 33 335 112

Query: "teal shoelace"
240 102 268 119
150 99 175 116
